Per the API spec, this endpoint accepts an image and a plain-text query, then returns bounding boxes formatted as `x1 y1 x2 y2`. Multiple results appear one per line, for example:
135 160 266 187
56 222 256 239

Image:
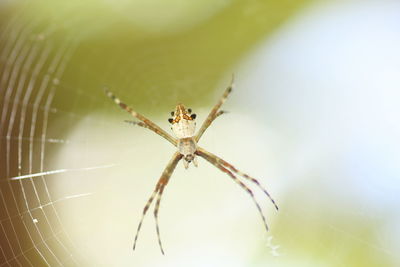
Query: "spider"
104 76 278 254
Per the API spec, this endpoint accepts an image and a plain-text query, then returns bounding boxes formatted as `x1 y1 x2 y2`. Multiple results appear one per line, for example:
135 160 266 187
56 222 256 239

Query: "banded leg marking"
196 148 270 232
132 152 182 254
105 88 177 146
198 147 278 210
196 75 234 142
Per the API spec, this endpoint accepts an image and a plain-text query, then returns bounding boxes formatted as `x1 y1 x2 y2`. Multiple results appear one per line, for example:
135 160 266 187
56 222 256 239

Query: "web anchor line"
8 164 117 181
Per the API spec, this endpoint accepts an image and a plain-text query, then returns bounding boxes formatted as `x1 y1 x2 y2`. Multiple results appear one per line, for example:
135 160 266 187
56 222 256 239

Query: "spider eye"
171 111 174 116
188 108 192 114
190 114 196 120
168 118 173 123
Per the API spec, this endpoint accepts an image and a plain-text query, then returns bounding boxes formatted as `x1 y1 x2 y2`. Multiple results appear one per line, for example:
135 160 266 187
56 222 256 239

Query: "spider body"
169 104 198 168
105 76 278 255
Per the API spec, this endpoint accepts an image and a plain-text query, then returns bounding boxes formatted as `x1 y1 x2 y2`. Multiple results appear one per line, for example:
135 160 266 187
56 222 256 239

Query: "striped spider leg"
195 74 234 142
105 76 277 254
133 152 183 255
195 147 279 231
104 88 177 147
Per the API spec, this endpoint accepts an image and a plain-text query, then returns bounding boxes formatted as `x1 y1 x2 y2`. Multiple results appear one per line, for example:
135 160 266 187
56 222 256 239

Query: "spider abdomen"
171 119 196 138
170 104 196 138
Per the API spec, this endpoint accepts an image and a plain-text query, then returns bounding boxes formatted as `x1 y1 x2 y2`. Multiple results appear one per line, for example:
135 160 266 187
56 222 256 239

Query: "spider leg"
153 152 182 254
197 147 278 211
133 188 159 251
154 186 166 254
124 120 152 130
133 152 182 254
105 88 177 146
215 110 228 119
196 148 270 232
216 110 228 116
195 75 234 142
219 160 278 211
197 110 228 133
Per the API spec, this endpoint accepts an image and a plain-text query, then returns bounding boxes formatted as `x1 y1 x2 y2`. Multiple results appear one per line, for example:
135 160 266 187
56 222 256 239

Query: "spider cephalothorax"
177 137 198 169
105 76 278 255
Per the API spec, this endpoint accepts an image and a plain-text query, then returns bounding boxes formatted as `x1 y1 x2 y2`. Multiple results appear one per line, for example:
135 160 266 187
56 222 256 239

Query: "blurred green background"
1 0 399 266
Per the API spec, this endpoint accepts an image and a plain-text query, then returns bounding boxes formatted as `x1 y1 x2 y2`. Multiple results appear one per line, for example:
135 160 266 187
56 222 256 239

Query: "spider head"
185 154 195 162
168 104 197 138
183 154 198 169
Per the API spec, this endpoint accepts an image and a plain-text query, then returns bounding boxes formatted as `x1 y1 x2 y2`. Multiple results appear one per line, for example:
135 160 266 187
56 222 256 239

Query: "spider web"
1 1 400 267
0 4 93 266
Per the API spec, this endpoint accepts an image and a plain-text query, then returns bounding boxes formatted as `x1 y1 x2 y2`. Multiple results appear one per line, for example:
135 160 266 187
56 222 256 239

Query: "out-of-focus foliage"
19 0 310 112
